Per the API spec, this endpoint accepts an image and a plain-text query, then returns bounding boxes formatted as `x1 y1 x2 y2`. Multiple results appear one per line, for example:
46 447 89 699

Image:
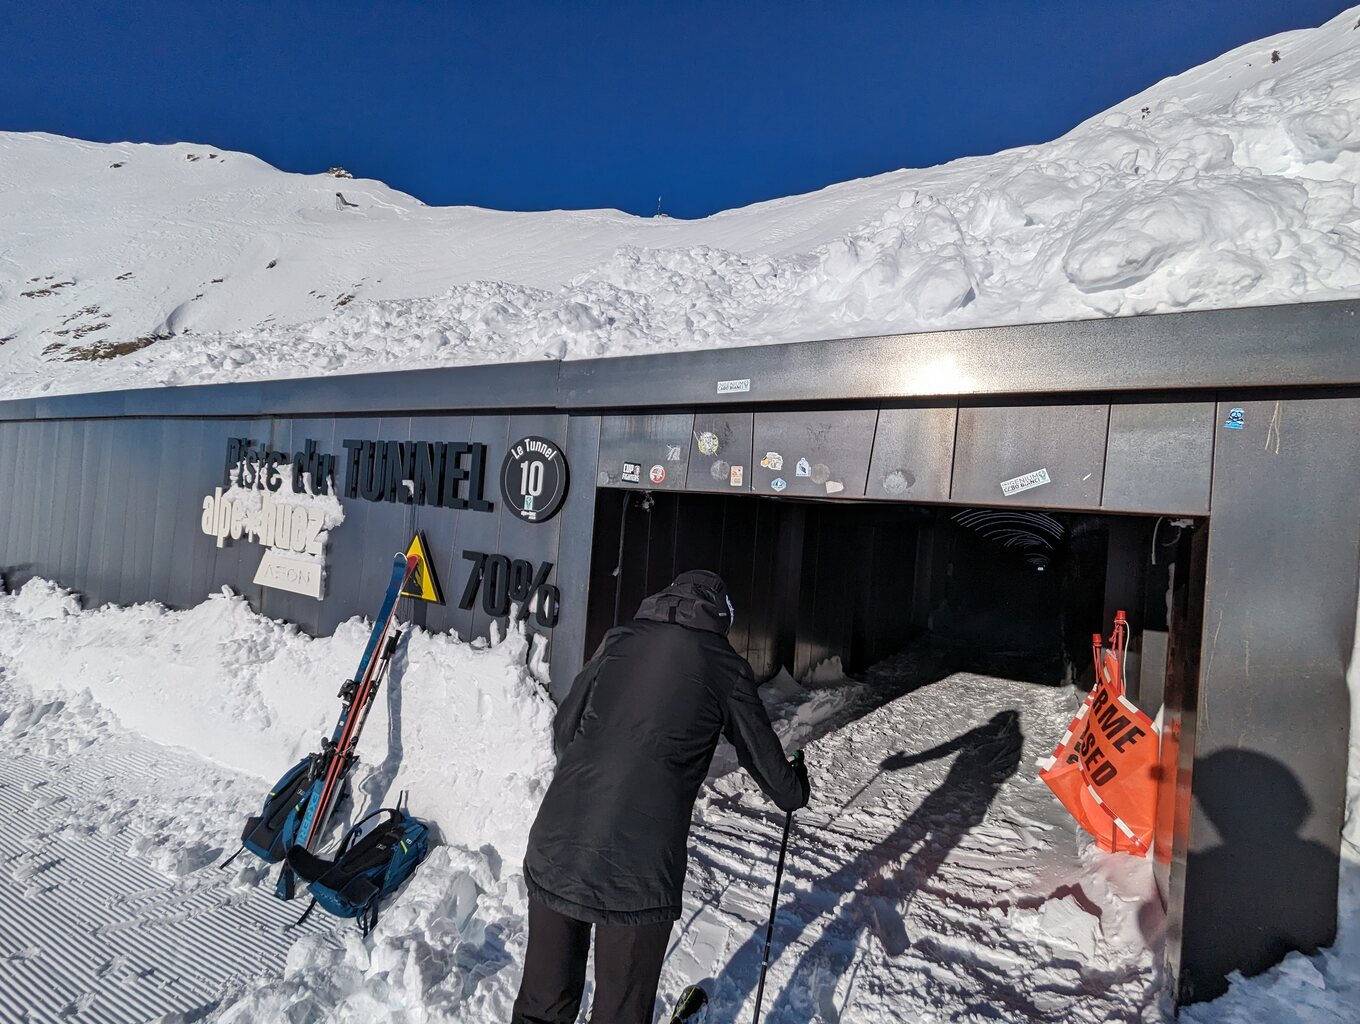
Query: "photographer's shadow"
717 710 1024 1022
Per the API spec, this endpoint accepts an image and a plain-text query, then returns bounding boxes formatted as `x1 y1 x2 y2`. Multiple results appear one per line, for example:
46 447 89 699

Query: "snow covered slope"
2 7 1358 399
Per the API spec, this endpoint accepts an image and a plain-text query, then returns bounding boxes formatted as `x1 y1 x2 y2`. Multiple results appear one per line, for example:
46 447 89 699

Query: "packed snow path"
0 682 338 1024
662 652 1161 1023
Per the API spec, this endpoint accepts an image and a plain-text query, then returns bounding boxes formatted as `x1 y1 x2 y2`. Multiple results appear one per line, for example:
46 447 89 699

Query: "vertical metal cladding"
1171 392 1360 1005
0 414 583 666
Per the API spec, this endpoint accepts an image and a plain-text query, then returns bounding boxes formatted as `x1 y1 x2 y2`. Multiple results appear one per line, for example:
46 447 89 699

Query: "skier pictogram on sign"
401 532 444 604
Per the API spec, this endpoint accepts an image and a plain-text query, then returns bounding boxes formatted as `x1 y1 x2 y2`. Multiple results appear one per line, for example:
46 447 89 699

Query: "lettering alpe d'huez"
222 437 494 511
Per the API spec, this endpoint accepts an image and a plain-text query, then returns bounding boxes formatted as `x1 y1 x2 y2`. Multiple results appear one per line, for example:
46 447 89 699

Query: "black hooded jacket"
523 571 806 926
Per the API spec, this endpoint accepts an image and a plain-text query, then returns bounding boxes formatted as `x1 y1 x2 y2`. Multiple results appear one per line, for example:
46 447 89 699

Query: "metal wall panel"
461 415 511 641
750 409 878 498
686 409 753 494
176 416 235 611
952 400 1108 509
27 422 59 588
1103 401 1215 515
866 402 957 502
122 418 164 606
164 419 212 611
360 417 420 631
85 420 124 606
548 414 602 695
18 420 48 584
1171 393 1360 1004
0 422 33 587
0 422 18 578
404 415 475 640
254 418 319 635
53 421 84 589
205 418 271 607
559 300 1360 408
597 413 694 490
314 415 379 637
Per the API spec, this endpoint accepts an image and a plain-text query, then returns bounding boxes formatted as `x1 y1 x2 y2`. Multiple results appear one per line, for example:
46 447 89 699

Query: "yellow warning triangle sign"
401 531 444 604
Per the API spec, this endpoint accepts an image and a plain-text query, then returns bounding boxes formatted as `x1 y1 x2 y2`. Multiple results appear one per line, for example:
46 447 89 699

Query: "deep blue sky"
1 1 1348 218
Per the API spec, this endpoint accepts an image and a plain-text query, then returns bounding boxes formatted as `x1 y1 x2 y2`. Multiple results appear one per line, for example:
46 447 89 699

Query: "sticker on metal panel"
730 465 744 487
795 457 811 478
710 460 731 482
697 431 720 456
825 481 844 495
716 378 751 395
1223 408 1245 430
810 463 831 485
649 465 667 485
1000 468 1051 496
770 477 788 492
760 452 783 471
666 444 684 462
621 461 642 484
882 469 913 496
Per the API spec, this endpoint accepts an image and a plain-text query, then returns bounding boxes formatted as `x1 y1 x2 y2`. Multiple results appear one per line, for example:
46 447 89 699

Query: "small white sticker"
717 378 751 394
795 457 811 478
697 431 720 456
760 452 783 471
730 465 744 487
1000 468 1051 496
666 444 683 462
825 481 844 495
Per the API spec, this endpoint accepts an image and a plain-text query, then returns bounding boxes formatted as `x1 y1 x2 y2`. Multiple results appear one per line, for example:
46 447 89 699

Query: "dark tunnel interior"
586 488 1205 713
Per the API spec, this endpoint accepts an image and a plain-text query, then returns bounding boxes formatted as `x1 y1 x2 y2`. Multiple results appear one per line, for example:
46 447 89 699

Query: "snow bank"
216 845 532 1023
2 7 1359 398
0 578 556 863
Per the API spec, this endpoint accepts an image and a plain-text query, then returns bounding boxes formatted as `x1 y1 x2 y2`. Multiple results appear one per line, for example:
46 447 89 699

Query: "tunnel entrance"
585 489 1206 716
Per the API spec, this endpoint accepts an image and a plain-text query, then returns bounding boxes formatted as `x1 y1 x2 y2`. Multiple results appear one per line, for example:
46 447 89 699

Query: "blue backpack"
286 807 430 934
236 754 320 863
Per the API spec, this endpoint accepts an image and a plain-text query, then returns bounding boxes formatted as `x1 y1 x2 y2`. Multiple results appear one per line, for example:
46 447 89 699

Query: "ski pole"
753 750 802 1024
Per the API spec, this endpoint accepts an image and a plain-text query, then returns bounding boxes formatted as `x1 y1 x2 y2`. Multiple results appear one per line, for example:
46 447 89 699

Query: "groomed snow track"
0 691 336 1024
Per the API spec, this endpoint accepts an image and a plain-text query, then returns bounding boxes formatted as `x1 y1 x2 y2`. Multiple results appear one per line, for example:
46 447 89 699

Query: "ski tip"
668 984 708 1023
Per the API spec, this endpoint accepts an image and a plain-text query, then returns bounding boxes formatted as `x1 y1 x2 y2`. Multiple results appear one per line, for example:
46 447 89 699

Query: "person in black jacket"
512 570 809 1024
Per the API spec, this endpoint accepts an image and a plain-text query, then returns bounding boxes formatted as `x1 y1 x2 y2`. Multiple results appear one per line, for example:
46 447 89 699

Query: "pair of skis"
295 552 417 855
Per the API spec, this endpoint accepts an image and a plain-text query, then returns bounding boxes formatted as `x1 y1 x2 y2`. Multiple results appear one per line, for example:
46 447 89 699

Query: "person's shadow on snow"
715 710 1023 1023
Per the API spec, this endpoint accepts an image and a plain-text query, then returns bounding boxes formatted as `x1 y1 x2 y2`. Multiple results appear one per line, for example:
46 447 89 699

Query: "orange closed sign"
1039 612 1159 855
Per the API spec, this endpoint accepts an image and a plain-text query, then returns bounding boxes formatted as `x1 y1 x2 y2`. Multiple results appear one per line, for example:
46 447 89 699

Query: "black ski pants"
511 898 672 1024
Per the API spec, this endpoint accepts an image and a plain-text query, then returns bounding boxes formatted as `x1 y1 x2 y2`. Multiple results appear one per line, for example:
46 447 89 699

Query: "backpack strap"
274 862 297 901
218 844 247 870
359 895 381 937
288 898 319 930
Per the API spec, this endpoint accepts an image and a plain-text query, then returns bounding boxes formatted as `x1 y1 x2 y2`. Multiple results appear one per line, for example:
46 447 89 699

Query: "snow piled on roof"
2 7 1359 399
